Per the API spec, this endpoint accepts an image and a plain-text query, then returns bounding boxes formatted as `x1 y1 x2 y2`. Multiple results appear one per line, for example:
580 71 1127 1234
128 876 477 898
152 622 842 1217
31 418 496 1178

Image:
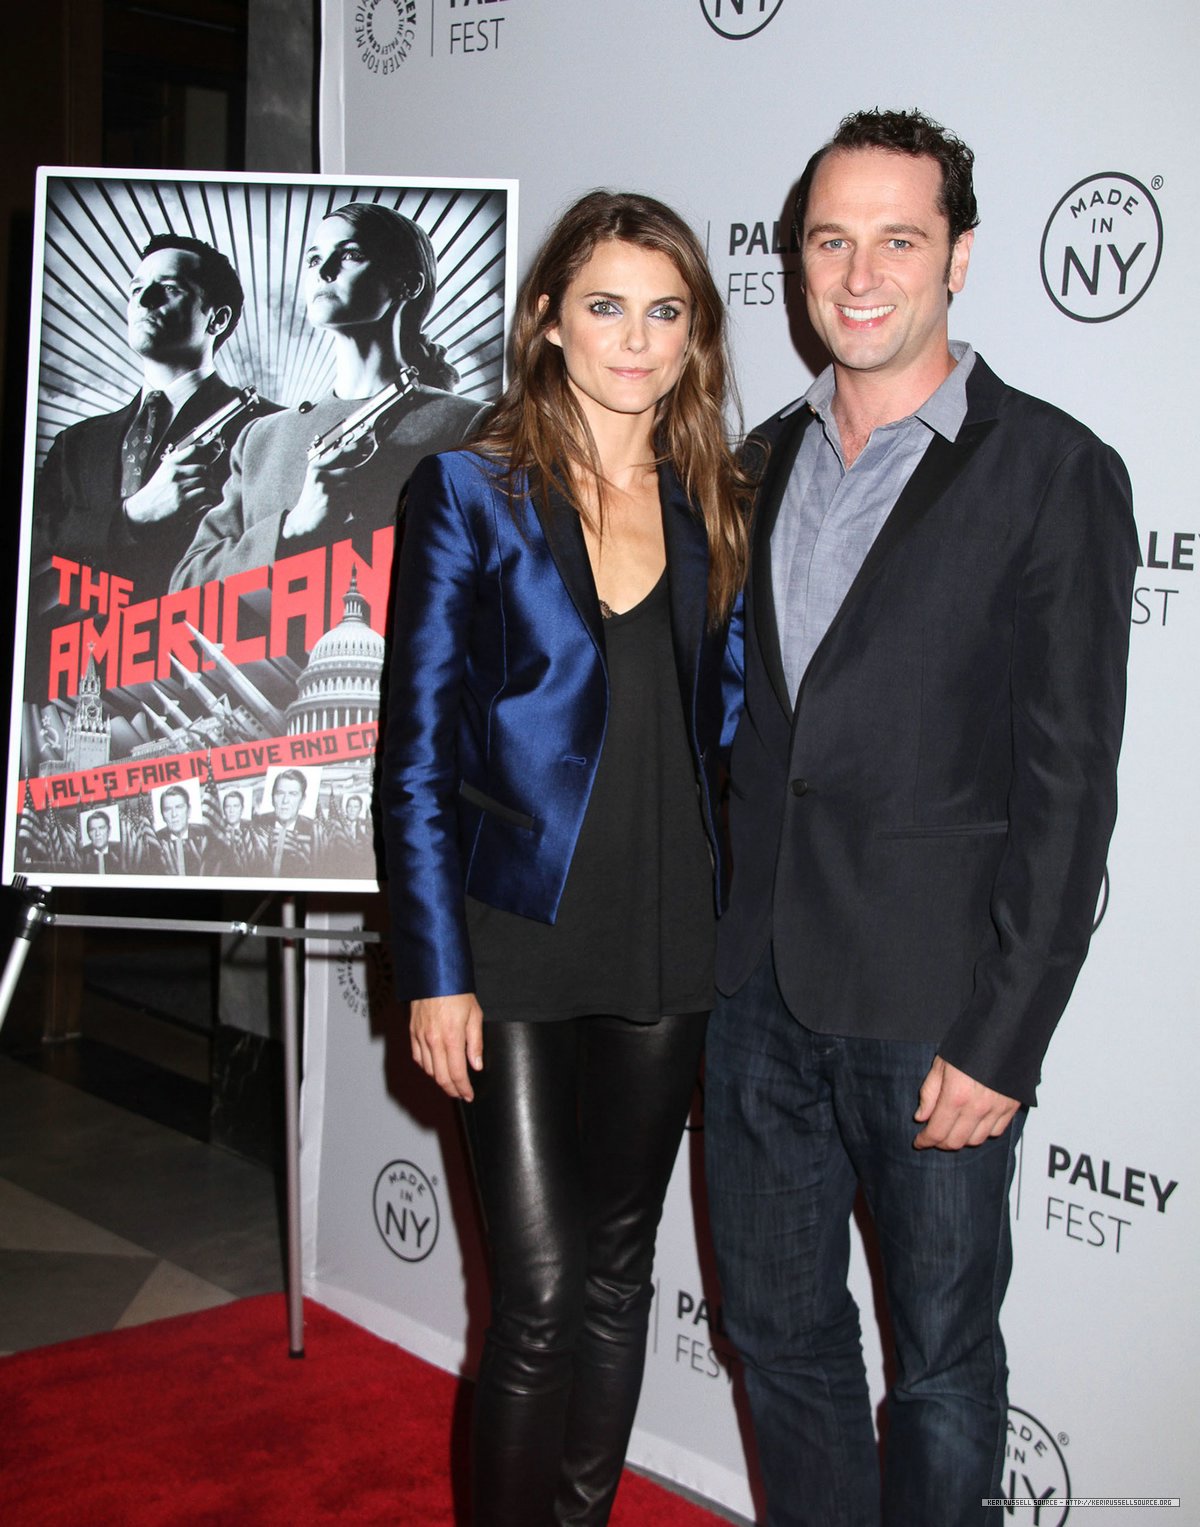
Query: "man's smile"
836 304 896 325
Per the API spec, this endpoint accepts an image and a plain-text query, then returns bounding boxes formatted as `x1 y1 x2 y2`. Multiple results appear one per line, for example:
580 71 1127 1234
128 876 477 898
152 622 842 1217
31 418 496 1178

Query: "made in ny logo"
1001 1407 1072 1526
700 0 785 41
354 0 418 75
1040 172 1163 322
373 1160 440 1262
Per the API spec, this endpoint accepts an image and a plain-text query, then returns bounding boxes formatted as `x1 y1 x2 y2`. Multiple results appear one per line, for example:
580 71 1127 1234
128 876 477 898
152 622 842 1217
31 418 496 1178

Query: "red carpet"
0 1295 728 1525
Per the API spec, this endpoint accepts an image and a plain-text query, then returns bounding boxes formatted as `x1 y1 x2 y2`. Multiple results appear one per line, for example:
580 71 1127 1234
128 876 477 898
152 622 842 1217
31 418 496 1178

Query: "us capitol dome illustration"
285 569 385 736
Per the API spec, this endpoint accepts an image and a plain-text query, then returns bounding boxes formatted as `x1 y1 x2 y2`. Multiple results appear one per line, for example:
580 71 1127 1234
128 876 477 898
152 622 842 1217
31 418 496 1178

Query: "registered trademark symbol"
1058 1432 1070 1445
1152 176 1163 190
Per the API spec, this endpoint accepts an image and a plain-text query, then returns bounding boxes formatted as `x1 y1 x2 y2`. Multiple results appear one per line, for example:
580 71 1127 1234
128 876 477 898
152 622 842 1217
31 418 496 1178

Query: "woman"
382 191 749 1526
171 201 484 588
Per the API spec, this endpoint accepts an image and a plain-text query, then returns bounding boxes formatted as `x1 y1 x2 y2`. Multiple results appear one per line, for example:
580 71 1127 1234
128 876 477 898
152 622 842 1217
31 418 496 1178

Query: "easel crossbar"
42 914 381 941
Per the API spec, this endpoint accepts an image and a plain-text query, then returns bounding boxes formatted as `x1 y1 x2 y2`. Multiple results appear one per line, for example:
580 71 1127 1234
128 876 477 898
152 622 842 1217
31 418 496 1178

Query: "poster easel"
0 875 380 1357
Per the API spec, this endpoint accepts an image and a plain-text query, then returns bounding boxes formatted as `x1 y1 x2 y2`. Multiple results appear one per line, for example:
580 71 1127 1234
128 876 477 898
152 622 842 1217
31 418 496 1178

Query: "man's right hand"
410 993 485 1101
124 444 215 524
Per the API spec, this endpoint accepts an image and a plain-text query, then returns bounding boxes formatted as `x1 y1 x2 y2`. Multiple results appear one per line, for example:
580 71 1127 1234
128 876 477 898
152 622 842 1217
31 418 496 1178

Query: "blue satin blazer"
381 449 744 1002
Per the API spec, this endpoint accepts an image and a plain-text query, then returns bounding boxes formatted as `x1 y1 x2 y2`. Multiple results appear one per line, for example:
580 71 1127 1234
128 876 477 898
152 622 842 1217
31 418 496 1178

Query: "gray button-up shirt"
771 341 976 703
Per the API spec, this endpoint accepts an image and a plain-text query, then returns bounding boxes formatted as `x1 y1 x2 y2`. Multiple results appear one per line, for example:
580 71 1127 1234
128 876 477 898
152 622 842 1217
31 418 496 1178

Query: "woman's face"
544 240 691 430
303 215 402 330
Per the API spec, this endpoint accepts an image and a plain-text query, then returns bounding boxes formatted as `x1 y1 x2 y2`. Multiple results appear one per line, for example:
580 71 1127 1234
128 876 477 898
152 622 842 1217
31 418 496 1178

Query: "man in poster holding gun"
172 203 485 590
34 233 271 597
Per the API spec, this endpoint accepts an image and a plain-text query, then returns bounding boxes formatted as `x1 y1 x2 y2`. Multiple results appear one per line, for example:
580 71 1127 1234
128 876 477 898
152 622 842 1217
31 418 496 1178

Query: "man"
212 788 259 875
82 811 124 875
325 789 374 878
34 233 266 595
705 110 1136 1526
343 794 367 839
256 769 316 877
154 784 209 876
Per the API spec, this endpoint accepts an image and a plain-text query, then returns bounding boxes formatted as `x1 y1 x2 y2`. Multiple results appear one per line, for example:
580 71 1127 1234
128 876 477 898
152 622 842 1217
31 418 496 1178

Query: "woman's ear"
538 293 562 348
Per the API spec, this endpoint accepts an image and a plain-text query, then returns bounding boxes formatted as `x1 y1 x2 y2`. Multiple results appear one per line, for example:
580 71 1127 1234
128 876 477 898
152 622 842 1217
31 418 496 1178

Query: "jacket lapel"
797 360 1004 705
659 462 709 721
531 479 607 659
750 408 816 716
842 418 996 599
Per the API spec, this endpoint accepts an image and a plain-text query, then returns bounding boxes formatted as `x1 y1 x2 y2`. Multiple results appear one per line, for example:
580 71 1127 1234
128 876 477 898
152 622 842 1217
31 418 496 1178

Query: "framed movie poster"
4 169 517 891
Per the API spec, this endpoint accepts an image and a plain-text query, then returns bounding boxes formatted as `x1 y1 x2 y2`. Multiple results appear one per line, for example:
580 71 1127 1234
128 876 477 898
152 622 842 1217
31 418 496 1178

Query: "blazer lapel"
855 418 996 590
531 479 607 659
750 408 816 716
797 414 998 706
659 462 708 721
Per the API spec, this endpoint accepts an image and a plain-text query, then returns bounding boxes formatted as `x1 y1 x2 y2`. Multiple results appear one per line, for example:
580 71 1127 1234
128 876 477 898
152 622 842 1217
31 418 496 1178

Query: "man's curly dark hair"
793 108 980 254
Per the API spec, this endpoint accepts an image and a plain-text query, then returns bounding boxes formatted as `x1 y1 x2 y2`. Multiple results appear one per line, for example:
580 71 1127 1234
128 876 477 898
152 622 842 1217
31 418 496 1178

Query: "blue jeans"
705 948 1025 1527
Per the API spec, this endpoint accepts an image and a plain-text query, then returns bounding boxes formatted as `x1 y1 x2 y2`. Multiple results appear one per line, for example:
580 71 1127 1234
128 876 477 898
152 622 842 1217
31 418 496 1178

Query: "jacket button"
790 778 809 796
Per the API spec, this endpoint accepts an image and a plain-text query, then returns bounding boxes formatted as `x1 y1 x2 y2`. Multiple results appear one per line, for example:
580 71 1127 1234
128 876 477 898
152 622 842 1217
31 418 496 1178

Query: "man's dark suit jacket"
153 826 210 876
715 357 1137 1104
33 373 260 597
255 813 317 877
83 843 126 875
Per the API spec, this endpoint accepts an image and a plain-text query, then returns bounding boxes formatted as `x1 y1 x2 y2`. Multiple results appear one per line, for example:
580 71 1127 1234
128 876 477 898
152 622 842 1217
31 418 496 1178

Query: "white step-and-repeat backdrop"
301 3 1196 1520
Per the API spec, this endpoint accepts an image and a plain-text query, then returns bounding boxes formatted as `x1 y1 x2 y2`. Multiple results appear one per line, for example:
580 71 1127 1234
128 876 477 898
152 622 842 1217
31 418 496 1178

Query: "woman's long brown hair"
472 190 751 624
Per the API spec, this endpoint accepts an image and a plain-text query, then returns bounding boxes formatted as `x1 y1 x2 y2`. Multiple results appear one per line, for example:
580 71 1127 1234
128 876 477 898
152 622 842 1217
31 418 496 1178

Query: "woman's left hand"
410 992 485 1101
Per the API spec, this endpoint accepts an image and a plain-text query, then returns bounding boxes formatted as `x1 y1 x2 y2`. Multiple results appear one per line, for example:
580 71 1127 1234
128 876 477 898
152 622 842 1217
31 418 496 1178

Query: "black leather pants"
460 1012 707 1527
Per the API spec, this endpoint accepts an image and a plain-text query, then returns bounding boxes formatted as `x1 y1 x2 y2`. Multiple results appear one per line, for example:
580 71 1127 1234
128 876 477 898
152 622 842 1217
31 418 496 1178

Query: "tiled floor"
0 1056 285 1357
0 924 285 1358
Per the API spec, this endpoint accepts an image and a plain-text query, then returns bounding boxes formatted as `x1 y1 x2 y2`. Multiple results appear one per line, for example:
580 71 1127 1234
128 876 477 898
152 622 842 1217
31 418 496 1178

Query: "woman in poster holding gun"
383 192 749 1526
171 202 485 589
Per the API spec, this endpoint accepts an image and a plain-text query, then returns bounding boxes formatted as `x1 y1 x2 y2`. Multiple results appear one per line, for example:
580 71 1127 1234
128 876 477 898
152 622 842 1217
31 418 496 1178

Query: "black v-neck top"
465 570 715 1022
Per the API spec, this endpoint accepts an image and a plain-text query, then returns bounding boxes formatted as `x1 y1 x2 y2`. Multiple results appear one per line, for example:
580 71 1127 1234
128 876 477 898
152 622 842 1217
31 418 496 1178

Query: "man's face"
162 793 189 833
127 248 221 366
272 779 304 824
88 816 110 849
801 147 972 391
223 793 243 826
345 796 363 821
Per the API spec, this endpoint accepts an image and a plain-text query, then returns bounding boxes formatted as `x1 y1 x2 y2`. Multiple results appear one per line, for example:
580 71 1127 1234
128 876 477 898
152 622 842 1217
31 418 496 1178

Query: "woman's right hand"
410 993 484 1101
281 461 353 541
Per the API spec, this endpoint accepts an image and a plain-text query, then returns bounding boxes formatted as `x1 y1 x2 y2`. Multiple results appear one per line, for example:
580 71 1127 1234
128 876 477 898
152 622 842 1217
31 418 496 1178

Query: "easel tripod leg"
281 895 305 1357
0 882 50 1035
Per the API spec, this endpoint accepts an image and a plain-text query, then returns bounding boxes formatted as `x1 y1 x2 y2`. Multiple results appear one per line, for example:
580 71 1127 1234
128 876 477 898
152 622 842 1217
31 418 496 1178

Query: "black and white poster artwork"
4 169 516 890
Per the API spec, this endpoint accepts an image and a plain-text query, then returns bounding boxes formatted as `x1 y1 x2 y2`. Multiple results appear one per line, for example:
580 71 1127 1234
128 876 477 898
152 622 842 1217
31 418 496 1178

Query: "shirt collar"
143 366 215 413
789 340 977 443
914 341 975 441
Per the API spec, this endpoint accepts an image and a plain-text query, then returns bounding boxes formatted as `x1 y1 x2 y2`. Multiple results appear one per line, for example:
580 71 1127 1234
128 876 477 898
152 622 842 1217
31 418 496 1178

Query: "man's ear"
947 229 974 296
206 304 234 340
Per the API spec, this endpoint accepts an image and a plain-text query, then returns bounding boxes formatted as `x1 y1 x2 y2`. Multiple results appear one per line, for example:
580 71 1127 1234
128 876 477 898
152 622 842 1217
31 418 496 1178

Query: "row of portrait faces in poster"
69 761 374 881
79 764 362 842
